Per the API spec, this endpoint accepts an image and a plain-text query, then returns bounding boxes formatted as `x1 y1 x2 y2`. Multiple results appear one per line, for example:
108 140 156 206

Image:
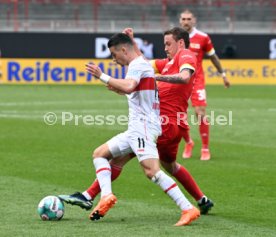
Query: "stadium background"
0 1 275 237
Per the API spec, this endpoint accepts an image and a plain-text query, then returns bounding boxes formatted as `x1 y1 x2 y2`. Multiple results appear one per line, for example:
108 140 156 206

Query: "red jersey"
152 48 197 128
189 28 215 87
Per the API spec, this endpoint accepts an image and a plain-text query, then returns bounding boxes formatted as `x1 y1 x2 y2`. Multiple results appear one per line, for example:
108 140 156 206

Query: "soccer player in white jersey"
85 33 200 226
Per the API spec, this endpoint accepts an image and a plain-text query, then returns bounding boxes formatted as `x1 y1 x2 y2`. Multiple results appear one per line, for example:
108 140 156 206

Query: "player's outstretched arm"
86 62 137 94
155 69 193 84
209 54 230 88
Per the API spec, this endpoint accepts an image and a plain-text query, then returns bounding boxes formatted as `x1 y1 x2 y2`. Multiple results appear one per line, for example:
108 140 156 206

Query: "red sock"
182 128 191 143
199 117 209 149
86 165 122 199
173 164 203 201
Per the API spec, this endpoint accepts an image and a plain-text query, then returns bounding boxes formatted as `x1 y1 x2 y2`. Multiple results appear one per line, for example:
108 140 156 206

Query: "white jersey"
125 56 161 133
107 56 161 161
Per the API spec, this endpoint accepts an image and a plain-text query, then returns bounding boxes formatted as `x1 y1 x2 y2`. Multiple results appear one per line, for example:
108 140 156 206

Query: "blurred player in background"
179 9 230 161
60 27 213 219
140 38 154 59
69 32 200 226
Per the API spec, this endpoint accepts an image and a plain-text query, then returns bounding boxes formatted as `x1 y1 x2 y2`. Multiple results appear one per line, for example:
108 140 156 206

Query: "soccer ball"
37 196 64 221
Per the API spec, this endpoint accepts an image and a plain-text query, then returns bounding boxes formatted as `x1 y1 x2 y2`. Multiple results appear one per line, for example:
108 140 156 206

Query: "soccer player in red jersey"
59 27 213 220
179 9 230 161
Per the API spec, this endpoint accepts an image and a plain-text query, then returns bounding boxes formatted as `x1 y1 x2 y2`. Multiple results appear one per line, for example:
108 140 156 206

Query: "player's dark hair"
164 27 190 48
108 33 133 48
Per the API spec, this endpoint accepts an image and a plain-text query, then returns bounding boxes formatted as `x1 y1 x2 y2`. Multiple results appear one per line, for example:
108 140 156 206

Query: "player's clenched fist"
122 28 134 39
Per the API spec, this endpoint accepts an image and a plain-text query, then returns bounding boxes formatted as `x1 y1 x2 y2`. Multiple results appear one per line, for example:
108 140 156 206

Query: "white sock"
93 157 112 198
82 191 92 201
152 170 193 211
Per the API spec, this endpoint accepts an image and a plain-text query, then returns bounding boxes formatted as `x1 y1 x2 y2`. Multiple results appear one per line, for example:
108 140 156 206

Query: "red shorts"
157 122 189 163
191 85 207 107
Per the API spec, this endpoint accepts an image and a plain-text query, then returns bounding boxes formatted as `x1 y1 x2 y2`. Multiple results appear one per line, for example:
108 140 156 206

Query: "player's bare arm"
106 85 126 95
123 28 143 57
86 62 137 94
209 54 230 88
155 69 193 84
106 78 137 94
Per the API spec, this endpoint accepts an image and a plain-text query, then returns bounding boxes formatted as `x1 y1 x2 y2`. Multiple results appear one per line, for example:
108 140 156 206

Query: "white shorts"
107 122 160 162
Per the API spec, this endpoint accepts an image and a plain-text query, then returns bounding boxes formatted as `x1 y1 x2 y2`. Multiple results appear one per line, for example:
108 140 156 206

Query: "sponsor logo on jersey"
190 43 200 49
181 54 193 58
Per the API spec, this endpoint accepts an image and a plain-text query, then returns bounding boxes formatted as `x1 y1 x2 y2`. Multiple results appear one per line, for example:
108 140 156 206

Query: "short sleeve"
178 51 197 74
152 59 168 74
125 61 143 83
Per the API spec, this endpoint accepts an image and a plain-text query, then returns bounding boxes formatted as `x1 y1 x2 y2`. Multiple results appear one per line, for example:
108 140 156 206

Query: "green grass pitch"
0 85 275 237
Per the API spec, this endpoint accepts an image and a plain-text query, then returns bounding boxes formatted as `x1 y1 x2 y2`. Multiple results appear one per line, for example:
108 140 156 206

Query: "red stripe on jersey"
164 183 177 193
96 167 111 174
134 77 155 91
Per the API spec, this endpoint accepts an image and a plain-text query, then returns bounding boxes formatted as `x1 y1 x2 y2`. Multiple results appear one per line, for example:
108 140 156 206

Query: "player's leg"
187 87 210 160
181 103 194 159
158 123 213 214
181 121 195 159
194 105 211 160
91 143 113 198
160 159 214 214
88 142 117 220
133 125 200 226
59 155 134 210
139 157 200 226
84 154 134 201
182 125 194 159
89 132 133 220
58 143 113 211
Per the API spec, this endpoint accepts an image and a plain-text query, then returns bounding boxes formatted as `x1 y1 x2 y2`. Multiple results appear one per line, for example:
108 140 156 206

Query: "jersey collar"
189 28 197 38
